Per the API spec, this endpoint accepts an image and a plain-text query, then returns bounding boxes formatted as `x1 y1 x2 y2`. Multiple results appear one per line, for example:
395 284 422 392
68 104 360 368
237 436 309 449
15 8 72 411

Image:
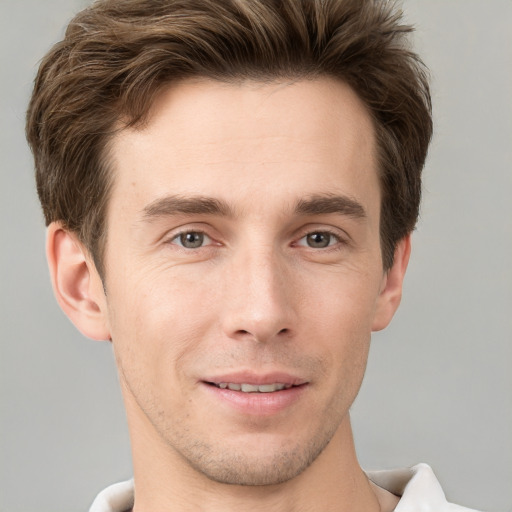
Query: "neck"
128 410 384 512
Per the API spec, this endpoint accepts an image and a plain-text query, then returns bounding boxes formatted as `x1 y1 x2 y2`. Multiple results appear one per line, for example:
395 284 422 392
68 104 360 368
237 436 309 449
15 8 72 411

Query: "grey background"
1 1 510 511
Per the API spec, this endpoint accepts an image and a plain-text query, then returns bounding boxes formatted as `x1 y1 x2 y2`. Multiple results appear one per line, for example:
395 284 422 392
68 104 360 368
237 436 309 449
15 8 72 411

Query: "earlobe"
46 222 111 341
371 235 411 332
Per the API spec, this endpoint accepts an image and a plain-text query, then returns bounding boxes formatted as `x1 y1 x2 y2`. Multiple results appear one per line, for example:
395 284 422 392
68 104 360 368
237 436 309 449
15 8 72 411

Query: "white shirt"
89 463 481 512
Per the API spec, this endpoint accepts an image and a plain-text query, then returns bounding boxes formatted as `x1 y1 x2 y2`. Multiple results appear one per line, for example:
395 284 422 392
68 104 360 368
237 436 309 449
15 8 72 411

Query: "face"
101 78 399 485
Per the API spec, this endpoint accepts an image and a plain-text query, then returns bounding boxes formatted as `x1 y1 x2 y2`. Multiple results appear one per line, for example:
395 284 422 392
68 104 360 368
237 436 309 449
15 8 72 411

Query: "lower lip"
201 383 308 416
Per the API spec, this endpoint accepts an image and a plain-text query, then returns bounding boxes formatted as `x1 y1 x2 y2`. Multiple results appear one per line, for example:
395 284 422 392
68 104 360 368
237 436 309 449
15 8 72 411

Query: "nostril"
231 327 292 341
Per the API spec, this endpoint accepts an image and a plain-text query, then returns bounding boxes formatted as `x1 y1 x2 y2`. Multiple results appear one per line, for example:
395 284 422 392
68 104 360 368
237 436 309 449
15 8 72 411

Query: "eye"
297 231 340 249
171 231 212 249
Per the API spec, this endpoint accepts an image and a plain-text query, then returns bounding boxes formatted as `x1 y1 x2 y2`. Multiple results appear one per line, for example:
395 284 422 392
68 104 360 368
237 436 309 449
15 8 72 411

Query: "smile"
210 382 294 393
201 372 309 414
203 380 308 416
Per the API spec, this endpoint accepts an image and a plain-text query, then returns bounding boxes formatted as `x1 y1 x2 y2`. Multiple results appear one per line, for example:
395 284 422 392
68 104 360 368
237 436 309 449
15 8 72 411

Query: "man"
25 0 480 510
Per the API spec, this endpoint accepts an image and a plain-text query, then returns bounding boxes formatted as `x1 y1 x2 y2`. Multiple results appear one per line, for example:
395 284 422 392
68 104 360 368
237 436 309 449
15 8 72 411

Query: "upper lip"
202 371 308 386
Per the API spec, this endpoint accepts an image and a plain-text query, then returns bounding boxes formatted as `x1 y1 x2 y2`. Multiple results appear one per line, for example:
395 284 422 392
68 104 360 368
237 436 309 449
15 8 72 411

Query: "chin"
190 450 317 486
177 426 337 487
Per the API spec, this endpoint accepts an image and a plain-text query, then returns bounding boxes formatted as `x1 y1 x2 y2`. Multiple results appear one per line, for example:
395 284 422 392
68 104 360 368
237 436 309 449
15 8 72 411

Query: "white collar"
366 463 480 511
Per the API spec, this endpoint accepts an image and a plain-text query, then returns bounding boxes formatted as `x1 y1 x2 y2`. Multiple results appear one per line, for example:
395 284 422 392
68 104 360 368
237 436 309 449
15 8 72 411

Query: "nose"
220 245 296 343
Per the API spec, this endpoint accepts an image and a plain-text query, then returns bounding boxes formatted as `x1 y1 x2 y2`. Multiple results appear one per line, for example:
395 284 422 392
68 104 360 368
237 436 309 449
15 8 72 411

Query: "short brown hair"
26 0 432 274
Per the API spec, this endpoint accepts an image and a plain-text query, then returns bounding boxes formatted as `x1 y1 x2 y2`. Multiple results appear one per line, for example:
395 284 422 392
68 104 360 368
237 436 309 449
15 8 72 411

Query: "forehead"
109 77 379 220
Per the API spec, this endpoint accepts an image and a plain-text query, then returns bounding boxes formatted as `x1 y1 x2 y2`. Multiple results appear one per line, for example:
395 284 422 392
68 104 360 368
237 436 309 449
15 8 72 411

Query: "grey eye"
176 232 207 249
304 232 336 248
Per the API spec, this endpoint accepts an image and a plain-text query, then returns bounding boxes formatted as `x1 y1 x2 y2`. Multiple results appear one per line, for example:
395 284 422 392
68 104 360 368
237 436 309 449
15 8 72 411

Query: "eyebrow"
141 193 366 222
142 195 234 220
295 194 366 219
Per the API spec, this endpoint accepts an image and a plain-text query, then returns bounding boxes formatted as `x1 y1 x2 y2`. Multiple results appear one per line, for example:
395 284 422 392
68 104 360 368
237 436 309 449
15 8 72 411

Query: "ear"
46 222 111 341
372 234 411 332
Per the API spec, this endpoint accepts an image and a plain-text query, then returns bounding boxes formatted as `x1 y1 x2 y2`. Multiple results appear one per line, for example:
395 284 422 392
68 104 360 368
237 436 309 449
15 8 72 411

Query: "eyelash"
166 228 347 251
167 230 214 249
295 229 347 251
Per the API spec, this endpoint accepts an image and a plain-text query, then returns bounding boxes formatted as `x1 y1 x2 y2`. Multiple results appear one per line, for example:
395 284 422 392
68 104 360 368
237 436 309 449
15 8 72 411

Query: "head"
27 0 431 276
26 0 432 490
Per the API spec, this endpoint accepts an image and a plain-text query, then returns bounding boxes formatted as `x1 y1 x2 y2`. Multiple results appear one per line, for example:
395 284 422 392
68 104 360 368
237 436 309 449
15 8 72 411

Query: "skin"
47 77 410 511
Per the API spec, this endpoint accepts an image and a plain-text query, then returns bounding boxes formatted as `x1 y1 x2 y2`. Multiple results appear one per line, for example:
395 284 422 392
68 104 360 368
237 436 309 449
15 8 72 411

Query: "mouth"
201 374 309 415
206 382 296 393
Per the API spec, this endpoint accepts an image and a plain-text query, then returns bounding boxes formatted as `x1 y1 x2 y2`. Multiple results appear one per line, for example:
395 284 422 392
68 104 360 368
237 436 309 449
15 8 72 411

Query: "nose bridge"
221 241 294 342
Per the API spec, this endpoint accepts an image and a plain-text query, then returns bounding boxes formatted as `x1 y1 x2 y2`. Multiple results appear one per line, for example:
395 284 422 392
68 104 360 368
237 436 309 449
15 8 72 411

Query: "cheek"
315 301 372 421
303 263 382 331
302 269 378 382
106 264 220 385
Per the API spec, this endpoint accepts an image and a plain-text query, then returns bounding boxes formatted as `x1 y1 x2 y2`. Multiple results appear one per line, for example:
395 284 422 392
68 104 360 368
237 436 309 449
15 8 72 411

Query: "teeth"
257 384 286 392
241 383 259 392
217 383 292 393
